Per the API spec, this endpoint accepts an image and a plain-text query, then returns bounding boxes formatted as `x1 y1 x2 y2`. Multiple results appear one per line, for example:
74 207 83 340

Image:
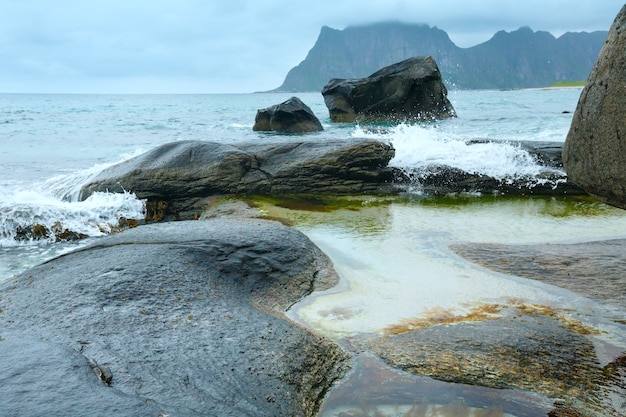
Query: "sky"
0 1 623 94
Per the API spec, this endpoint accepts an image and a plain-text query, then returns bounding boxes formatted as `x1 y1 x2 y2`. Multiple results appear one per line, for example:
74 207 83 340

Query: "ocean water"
0 88 605 281
3 89 626 414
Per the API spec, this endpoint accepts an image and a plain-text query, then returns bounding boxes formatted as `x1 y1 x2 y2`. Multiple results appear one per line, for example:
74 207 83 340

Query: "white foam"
0 190 145 246
0 149 147 247
353 123 562 181
39 147 147 202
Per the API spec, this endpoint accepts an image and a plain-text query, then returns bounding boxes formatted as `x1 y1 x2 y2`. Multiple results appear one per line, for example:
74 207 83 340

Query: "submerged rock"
253 96 323 133
563 6 626 209
369 305 621 416
321 56 456 122
451 239 626 313
0 219 350 417
79 139 396 220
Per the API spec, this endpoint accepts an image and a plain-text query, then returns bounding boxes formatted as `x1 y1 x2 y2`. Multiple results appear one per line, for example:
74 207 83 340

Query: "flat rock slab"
79 139 396 220
0 219 350 417
451 239 626 311
368 307 622 416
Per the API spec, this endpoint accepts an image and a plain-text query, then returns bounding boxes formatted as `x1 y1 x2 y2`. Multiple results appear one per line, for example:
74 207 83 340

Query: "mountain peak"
274 22 606 92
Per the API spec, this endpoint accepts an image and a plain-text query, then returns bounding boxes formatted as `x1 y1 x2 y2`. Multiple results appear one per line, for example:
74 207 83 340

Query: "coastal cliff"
275 22 607 91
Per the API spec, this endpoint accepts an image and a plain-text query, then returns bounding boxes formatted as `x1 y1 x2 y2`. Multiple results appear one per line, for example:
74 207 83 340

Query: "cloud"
0 0 622 93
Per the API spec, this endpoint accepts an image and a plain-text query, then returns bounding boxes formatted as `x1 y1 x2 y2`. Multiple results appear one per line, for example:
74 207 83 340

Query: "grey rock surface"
0 219 350 417
563 5 626 209
321 56 456 122
253 96 323 133
79 139 396 220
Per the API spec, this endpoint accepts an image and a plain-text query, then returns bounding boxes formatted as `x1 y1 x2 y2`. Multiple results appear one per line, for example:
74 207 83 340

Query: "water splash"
0 150 147 247
352 123 563 184
0 190 145 246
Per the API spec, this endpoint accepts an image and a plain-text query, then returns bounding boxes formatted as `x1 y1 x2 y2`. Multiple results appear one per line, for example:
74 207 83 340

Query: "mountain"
274 22 607 91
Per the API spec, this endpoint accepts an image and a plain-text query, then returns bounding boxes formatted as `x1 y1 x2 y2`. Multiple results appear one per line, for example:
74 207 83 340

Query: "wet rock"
253 96 323 133
321 56 456 122
369 306 616 416
79 139 396 220
451 239 626 311
396 164 583 196
51 222 89 242
394 140 585 196
14 223 49 241
563 5 626 209
0 219 350 417
0 337 167 416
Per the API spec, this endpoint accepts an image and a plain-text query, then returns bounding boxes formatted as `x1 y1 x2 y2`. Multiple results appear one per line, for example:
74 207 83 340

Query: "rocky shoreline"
3 195 625 416
0 219 350 416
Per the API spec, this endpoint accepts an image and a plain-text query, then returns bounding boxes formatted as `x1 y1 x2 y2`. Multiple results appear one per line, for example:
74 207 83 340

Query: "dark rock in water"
449 239 626 415
563 5 626 209
0 219 350 417
321 56 456 122
14 223 50 241
79 139 396 220
253 96 323 133
14 222 89 242
369 306 618 416
451 239 626 312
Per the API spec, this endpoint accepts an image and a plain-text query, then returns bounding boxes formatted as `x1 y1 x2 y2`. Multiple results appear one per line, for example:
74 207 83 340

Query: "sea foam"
0 151 146 247
353 123 563 182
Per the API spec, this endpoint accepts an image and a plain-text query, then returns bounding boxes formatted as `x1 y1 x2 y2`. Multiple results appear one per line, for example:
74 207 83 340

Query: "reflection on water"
319 355 552 417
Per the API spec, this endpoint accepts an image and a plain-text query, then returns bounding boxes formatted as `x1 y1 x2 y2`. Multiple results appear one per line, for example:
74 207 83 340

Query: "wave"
353 123 564 181
0 150 148 247
0 190 145 247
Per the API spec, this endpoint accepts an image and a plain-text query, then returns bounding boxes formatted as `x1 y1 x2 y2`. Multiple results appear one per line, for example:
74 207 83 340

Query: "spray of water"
0 150 147 247
352 123 564 188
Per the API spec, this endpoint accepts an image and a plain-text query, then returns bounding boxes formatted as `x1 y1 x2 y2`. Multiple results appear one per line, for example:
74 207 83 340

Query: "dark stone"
368 308 616 416
253 96 323 133
321 56 456 122
451 239 626 312
79 139 396 220
0 337 167 416
563 5 626 209
0 219 350 417
14 223 50 241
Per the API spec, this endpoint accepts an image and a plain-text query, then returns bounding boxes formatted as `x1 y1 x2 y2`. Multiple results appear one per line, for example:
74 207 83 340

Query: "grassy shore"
548 80 586 87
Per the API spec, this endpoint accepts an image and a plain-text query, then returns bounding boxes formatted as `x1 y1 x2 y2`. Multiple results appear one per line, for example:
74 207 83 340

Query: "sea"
0 88 587 280
2 89 626 415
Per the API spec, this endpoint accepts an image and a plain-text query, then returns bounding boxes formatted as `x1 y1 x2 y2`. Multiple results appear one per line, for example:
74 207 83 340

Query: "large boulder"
0 219 350 417
253 96 323 133
79 139 396 220
562 6 626 209
321 56 456 122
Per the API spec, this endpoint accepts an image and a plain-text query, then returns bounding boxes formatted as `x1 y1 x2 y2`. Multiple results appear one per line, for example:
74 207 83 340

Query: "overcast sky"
0 1 622 94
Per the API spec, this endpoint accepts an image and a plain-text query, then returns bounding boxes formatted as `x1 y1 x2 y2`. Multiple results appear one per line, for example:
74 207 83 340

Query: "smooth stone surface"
79 139 396 220
451 238 626 312
0 219 350 417
563 5 626 209
368 307 622 416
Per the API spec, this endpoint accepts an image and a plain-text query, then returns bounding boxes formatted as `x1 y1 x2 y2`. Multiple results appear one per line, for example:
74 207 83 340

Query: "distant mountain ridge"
274 22 608 91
